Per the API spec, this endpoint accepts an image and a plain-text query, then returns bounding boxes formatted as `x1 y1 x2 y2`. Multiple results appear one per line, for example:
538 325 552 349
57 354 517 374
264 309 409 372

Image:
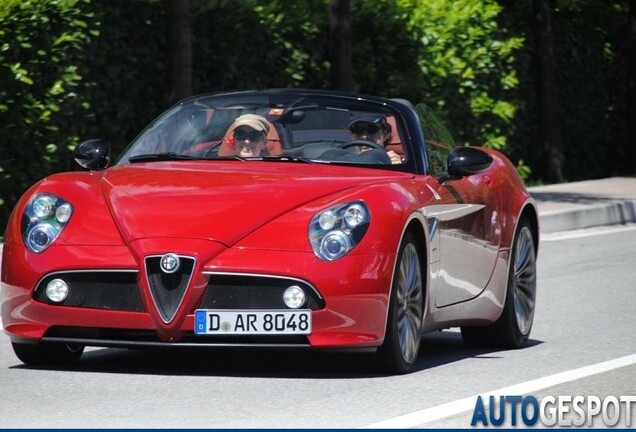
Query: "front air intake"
145 255 195 323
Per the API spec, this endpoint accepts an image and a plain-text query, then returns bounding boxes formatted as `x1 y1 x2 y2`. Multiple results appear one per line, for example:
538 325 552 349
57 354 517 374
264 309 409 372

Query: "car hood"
102 161 405 245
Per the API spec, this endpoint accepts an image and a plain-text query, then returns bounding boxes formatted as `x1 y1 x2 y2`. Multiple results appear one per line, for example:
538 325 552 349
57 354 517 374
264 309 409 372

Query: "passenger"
229 114 270 157
348 116 402 164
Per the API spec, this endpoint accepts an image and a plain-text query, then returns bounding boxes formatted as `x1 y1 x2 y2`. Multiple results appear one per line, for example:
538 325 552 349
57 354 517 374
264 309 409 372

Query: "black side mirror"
74 139 111 170
447 146 493 177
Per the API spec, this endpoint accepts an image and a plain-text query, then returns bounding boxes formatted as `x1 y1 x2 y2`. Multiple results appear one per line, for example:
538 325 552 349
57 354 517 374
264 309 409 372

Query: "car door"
423 170 502 308
414 102 501 308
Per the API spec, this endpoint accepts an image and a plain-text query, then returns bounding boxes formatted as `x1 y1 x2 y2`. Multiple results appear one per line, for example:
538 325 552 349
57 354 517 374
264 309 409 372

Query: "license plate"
194 309 312 335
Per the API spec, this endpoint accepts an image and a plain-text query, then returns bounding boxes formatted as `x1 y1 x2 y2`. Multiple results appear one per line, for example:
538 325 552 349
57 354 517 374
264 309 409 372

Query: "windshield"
117 92 410 168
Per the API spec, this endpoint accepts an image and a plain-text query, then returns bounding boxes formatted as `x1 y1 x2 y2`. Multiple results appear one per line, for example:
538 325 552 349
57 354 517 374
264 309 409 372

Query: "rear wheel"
12 342 84 366
377 232 424 374
461 215 537 348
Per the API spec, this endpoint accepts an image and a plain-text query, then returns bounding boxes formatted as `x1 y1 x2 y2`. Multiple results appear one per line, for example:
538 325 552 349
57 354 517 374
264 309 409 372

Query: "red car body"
1 89 538 373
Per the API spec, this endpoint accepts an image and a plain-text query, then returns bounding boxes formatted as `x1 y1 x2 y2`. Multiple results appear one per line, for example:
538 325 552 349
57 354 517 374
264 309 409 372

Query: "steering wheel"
338 139 385 151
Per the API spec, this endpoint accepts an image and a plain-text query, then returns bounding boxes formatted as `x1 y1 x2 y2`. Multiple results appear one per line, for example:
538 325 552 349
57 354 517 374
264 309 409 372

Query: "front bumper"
1 241 395 349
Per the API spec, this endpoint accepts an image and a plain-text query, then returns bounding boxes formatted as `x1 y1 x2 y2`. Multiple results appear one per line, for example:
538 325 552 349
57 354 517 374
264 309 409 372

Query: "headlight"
22 193 74 253
309 201 370 261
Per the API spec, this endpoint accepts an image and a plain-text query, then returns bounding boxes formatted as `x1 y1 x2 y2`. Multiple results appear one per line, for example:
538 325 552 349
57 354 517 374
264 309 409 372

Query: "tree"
165 0 191 106
0 0 98 229
627 0 636 174
329 0 352 91
396 0 526 181
533 0 564 182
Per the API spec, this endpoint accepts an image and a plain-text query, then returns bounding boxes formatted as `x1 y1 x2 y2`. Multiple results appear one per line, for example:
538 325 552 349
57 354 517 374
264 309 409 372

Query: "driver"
229 114 270 157
348 116 402 164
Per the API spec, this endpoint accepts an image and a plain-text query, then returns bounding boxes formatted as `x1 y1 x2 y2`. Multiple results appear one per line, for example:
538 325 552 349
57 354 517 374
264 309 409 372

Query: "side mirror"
447 146 493 177
74 139 111 170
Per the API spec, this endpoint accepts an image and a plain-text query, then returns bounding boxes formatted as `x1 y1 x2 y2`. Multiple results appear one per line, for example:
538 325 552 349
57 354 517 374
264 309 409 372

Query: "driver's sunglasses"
350 124 381 136
234 130 265 141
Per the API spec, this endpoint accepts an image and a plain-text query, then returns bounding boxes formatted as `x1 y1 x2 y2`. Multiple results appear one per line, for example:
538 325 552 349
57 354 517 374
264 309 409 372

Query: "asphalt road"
1 225 635 428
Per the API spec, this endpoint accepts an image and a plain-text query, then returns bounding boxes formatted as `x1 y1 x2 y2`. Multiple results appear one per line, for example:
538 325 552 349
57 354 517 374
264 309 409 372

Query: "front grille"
33 271 144 312
199 274 325 310
146 255 195 323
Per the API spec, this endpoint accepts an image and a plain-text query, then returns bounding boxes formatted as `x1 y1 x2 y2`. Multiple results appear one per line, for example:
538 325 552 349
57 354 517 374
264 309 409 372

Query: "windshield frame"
116 89 427 174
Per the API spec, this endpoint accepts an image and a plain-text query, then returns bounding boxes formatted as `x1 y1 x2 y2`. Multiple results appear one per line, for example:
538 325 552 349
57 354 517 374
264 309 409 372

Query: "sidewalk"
529 176 636 234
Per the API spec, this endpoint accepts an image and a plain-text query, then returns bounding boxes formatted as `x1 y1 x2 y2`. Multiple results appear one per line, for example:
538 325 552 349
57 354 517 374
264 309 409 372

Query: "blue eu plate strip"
194 310 206 334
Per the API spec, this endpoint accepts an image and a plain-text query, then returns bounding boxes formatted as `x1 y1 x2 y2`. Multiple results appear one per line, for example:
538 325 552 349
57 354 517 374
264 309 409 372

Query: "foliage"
1 0 632 231
397 0 524 157
77 0 165 156
499 0 630 182
252 0 329 88
347 0 427 99
190 0 329 92
0 0 98 228
415 103 455 174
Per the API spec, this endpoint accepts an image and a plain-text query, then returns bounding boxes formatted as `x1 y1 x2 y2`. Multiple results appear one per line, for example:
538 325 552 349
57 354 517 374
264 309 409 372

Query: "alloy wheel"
512 225 536 336
396 243 423 363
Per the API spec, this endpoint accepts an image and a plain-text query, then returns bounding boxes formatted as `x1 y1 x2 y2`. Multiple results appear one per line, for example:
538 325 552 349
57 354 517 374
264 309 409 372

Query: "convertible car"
1 89 538 374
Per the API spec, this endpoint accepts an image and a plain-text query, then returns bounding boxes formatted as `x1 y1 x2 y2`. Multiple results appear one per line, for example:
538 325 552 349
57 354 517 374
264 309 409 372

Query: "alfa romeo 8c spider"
1 89 538 374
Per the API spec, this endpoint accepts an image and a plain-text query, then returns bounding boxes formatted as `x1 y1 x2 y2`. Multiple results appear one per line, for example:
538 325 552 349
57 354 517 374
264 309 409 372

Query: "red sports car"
1 89 538 374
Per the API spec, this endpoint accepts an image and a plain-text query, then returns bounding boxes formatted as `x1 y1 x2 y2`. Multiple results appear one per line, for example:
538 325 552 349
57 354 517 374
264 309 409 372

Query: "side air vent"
33 270 144 312
200 273 325 310
145 255 195 323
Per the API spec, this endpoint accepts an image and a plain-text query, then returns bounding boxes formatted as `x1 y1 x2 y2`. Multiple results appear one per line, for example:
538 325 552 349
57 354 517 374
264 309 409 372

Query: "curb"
528 177 636 234
537 200 636 234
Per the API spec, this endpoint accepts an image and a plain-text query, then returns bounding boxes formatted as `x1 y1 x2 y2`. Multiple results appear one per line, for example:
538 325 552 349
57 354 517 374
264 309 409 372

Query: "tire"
12 342 84 366
461 215 537 348
377 232 424 374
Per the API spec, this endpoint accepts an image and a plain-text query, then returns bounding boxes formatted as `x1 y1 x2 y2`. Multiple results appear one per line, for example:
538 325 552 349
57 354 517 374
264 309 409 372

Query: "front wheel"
461 215 537 348
12 342 84 366
377 232 424 374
